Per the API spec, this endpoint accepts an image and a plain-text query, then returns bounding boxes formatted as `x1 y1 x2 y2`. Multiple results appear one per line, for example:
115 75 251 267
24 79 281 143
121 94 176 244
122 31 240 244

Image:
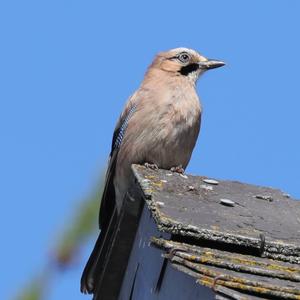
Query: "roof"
132 164 300 299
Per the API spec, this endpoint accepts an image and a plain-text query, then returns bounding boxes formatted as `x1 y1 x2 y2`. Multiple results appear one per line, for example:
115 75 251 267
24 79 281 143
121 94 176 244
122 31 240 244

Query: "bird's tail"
81 153 117 294
80 205 117 294
80 229 105 294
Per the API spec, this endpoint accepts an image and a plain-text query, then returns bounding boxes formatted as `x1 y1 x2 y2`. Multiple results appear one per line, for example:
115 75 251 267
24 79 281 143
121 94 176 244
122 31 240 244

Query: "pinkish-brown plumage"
81 47 225 294
114 66 201 207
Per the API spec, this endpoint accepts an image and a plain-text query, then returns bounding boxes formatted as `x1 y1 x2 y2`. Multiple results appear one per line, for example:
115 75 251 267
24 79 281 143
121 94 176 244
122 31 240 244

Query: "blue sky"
1 0 300 299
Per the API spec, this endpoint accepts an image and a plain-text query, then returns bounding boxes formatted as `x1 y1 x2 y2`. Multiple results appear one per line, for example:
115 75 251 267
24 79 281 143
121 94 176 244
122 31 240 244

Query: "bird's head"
150 47 225 83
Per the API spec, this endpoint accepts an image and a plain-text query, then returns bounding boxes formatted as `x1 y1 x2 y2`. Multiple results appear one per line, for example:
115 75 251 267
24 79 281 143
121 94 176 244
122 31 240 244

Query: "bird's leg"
144 162 158 170
170 165 185 174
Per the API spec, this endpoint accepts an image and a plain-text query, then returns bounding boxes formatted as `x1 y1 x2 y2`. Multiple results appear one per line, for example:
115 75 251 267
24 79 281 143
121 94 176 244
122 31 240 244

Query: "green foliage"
13 174 104 299
13 273 48 300
54 189 101 267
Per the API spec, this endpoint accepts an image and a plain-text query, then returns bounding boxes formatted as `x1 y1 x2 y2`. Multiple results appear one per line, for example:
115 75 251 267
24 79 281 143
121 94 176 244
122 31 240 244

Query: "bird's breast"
144 87 201 168
114 85 201 200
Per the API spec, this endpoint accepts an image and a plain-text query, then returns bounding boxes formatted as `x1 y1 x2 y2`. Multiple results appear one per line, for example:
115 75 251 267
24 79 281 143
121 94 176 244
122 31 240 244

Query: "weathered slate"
151 238 300 300
118 206 215 300
132 164 300 263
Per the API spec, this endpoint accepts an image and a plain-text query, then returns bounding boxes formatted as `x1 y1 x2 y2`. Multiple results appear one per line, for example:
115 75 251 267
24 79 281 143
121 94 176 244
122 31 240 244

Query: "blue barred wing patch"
110 103 137 156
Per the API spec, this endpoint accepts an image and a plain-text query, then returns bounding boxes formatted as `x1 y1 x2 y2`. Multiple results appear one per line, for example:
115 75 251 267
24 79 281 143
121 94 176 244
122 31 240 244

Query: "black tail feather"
80 230 105 294
81 167 117 294
80 203 117 294
81 140 118 294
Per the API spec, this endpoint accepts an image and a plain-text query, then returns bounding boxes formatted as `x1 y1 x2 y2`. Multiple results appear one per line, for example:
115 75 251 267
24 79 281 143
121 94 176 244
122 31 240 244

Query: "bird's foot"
170 165 185 174
144 162 158 170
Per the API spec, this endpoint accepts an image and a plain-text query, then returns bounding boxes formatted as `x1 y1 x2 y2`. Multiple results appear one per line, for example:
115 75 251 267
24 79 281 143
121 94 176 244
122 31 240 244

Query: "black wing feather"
80 100 138 294
100 102 137 228
110 103 137 156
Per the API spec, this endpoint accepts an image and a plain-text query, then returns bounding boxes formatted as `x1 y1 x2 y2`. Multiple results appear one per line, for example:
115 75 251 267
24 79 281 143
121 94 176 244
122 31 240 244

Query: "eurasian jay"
81 47 225 294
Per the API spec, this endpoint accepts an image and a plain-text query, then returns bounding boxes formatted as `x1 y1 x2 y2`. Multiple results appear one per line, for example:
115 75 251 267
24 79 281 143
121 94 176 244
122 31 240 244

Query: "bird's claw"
144 162 158 170
170 165 185 174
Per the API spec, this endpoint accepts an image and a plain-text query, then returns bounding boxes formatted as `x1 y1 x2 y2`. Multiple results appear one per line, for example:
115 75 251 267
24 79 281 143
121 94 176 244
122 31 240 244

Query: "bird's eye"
178 52 190 63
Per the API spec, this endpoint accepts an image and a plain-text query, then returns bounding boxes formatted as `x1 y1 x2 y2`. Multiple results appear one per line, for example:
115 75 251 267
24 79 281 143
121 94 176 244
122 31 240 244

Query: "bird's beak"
198 59 225 70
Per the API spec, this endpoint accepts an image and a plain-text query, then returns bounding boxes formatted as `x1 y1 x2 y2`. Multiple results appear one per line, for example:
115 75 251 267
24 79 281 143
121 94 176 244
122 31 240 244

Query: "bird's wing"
81 95 138 294
98 95 138 229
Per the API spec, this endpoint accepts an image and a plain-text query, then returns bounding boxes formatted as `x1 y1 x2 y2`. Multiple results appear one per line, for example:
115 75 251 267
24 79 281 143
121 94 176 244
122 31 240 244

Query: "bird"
80 47 225 294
